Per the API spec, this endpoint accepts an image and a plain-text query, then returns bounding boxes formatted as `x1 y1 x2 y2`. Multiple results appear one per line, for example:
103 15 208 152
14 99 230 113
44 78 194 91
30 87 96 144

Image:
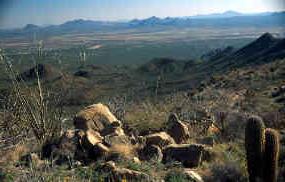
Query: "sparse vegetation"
0 18 284 182
0 48 65 146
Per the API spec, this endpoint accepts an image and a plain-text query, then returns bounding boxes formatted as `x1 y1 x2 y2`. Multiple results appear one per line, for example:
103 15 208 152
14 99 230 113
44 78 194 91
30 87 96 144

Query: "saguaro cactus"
245 116 265 182
264 128 280 182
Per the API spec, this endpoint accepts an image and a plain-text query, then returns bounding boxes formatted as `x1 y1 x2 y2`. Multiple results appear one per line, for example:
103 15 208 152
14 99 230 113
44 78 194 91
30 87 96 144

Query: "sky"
0 0 284 29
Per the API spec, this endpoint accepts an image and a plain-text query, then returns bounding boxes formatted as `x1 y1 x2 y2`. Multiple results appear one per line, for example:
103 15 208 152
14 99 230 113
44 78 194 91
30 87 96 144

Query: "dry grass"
109 144 137 159
0 144 29 165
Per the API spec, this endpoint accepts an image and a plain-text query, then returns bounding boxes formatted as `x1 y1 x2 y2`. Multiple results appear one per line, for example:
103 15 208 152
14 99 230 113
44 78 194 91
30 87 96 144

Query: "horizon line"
2 9 284 30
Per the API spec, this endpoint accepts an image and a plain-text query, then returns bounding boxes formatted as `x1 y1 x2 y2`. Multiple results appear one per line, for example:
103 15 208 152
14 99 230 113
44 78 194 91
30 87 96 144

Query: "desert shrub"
93 171 114 181
75 167 94 180
116 159 153 173
0 48 65 146
164 169 195 182
261 111 285 129
3 86 64 143
107 96 127 122
206 162 247 182
219 111 248 141
0 169 14 182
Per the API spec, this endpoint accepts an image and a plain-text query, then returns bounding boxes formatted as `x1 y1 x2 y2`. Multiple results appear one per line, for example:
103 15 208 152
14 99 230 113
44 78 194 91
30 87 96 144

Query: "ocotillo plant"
264 128 280 182
245 116 265 182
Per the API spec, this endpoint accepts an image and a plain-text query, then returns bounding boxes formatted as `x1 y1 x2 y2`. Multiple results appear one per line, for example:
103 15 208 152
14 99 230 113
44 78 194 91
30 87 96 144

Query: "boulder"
167 114 190 144
133 157 141 164
145 132 175 148
101 120 125 136
104 134 131 147
76 129 108 161
108 143 136 162
139 144 163 162
93 143 110 157
78 129 103 150
103 133 135 162
98 161 153 181
183 169 204 182
163 144 204 168
165 169 204 182
114 167 152 181
201 147 217 162
74 103 117 132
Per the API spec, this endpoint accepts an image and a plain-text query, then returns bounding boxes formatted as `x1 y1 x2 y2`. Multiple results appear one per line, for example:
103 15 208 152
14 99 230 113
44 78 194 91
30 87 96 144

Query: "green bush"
165 170 195 182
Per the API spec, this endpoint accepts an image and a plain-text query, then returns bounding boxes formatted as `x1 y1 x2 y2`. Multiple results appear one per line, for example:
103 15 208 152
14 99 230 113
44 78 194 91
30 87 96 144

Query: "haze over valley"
0 1 285 181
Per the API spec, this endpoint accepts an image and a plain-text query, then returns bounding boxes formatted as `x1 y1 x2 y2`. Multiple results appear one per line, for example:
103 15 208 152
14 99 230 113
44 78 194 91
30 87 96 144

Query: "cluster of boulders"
33 103 216 181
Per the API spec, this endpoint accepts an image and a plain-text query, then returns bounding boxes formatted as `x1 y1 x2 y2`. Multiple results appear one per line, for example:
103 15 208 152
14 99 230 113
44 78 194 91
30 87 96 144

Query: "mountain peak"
257 32 276 42
233 32 280 63
223 10 242 16
148 16 160 19
23 24 39 30
63 19 88 25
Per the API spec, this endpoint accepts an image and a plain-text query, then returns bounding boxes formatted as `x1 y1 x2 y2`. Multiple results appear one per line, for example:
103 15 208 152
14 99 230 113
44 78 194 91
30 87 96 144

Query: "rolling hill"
196 32 285 73
135 32 285 95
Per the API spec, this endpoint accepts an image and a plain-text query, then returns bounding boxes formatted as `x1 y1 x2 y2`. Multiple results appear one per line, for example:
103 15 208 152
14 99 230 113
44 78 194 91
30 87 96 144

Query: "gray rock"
184 169 204 182
139 144 163 162
167 113 190 144
97 161 154 181
163 144 204 168
145 132 175 148
74 103 117 132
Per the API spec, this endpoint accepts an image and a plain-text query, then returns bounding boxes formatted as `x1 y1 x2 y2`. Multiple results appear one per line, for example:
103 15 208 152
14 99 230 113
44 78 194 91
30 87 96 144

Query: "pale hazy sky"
0 0 284 28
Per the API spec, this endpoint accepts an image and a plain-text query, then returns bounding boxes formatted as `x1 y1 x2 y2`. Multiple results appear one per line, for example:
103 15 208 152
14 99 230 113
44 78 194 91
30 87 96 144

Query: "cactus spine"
264 128 280 182
245 116 265 182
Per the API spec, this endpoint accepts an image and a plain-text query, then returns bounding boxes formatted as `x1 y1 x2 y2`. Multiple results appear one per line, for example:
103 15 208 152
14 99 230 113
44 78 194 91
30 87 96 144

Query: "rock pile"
40 103 213 180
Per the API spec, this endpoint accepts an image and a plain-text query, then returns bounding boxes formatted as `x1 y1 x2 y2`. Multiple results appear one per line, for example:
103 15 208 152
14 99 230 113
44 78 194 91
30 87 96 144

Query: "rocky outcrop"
163 144 204 168
104 134 131 147
167 114 190 144
74 103 118 132
76 129 108 161
98 161 153 181
101 120 125 136
145 132 175 148
40 103 215 174
139 144 163 162
78 129 103 150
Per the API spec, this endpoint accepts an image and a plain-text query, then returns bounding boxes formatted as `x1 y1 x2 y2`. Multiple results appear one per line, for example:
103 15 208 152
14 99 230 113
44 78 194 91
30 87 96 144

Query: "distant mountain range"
188 10 273 19
0 11 284 38
128 11 285 27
